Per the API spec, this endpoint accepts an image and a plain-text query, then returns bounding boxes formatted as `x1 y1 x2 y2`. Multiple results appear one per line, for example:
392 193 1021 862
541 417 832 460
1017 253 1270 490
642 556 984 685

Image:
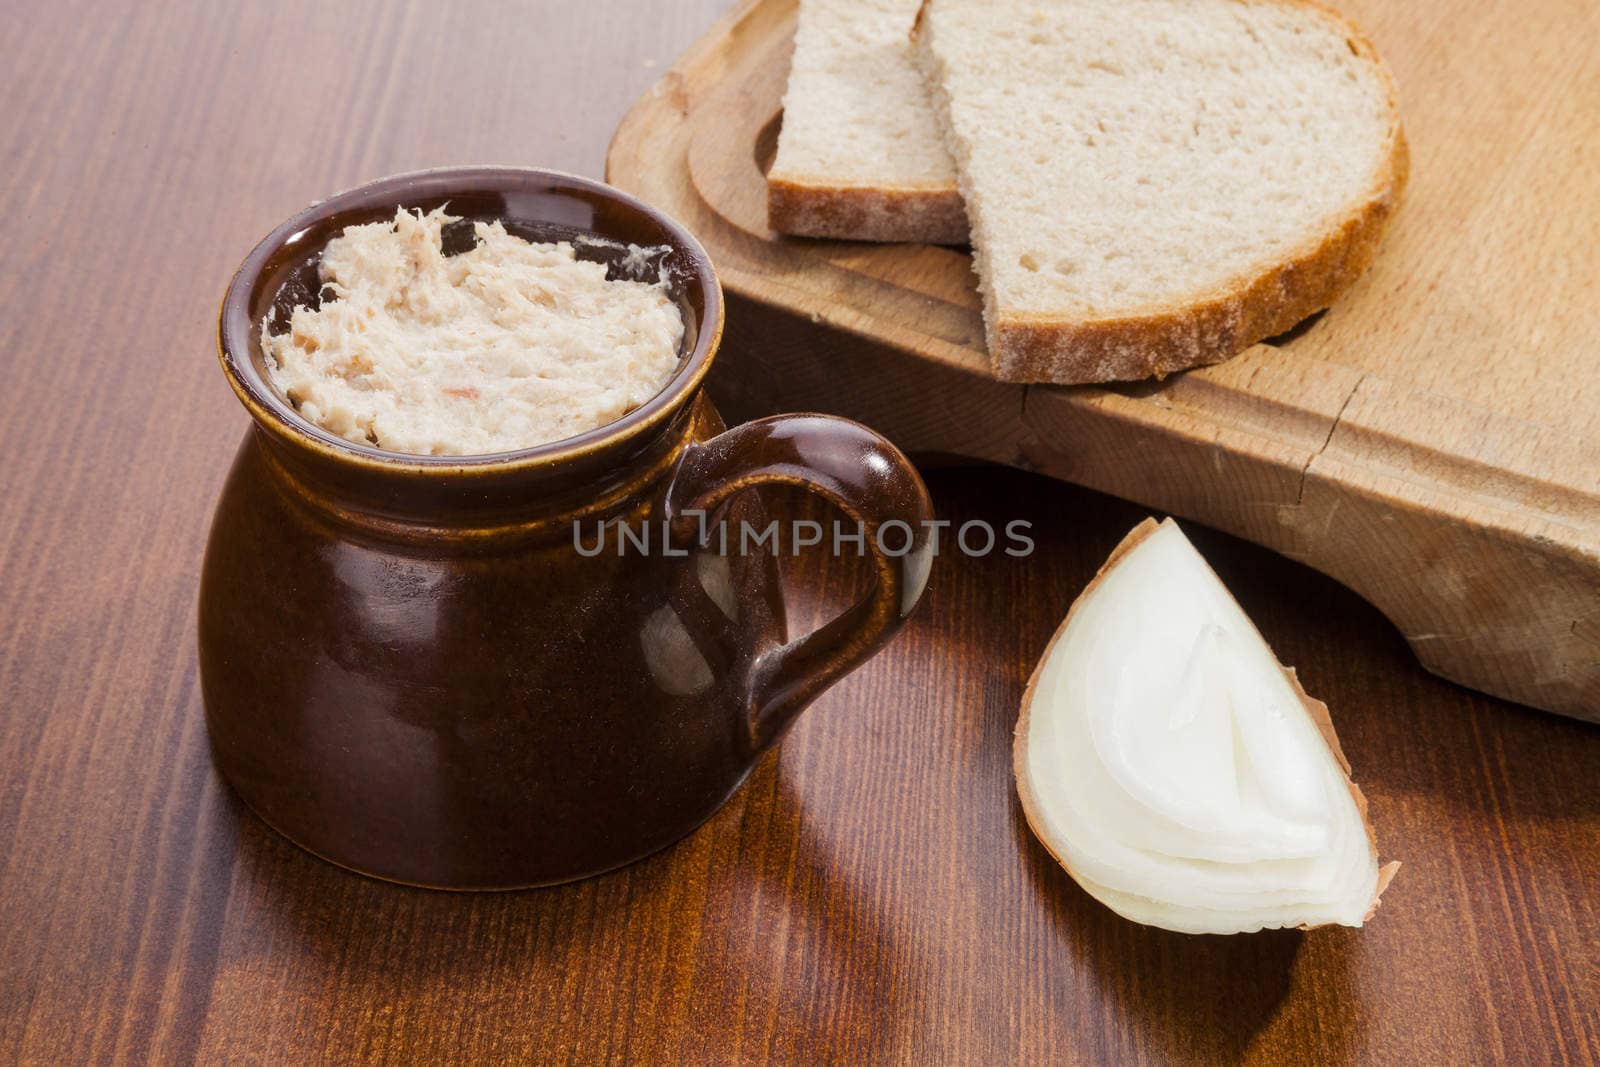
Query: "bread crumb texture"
261 207 684 456
917 0 1402 382
771 0 956 191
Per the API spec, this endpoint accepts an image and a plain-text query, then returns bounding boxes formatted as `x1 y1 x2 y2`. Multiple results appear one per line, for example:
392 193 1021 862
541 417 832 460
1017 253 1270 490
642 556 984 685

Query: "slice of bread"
768 0 967 244
913 0 1407 383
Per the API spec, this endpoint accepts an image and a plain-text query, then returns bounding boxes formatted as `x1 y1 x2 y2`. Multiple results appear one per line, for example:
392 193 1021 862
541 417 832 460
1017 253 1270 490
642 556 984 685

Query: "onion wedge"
1016 518 1398 934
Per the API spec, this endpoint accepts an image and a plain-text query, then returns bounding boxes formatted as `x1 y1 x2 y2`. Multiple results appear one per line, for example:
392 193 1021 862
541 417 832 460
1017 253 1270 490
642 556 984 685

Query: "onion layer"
1016 518 1397 934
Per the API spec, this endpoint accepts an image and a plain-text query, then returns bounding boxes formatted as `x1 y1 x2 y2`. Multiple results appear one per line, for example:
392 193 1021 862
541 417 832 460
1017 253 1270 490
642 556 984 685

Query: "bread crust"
768 174 968 245
914 0 1409 384
1013 517 1397 931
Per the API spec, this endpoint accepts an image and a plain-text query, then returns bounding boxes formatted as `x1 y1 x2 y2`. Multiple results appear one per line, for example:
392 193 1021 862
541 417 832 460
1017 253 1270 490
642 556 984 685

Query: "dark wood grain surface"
0 1 1595 1063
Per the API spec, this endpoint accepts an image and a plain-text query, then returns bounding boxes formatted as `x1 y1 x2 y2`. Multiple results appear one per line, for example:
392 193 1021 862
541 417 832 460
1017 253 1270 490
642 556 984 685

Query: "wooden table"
1 1 1594 1063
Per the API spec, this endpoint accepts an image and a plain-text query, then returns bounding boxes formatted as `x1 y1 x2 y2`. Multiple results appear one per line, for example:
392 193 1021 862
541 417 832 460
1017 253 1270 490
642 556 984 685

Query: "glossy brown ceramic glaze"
201 168 934 889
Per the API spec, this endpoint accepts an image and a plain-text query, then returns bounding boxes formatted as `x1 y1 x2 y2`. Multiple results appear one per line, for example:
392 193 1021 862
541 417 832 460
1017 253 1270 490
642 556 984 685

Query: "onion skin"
1014 518 1398 933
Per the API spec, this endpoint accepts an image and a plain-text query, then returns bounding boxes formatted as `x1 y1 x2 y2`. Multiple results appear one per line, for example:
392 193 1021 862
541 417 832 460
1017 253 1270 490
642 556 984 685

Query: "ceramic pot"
201 168 934 889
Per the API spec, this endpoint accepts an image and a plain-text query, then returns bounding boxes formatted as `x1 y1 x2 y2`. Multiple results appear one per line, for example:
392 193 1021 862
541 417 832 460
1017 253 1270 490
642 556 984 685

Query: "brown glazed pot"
202 168 934 889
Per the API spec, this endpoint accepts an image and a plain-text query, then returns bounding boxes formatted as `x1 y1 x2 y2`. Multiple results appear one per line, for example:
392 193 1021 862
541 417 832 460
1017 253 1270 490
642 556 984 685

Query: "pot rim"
216 165 725 476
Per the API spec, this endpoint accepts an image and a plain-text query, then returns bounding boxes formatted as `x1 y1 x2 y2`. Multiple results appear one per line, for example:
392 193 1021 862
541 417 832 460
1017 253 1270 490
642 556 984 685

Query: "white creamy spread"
261 207 684 456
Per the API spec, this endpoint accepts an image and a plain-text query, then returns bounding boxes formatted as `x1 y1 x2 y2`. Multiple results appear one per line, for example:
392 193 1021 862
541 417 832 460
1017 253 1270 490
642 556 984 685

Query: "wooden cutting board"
608 0 1600 721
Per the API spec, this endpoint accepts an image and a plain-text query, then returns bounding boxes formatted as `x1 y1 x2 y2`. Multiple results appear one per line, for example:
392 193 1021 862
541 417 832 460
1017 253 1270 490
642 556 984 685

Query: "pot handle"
665 414 934 750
